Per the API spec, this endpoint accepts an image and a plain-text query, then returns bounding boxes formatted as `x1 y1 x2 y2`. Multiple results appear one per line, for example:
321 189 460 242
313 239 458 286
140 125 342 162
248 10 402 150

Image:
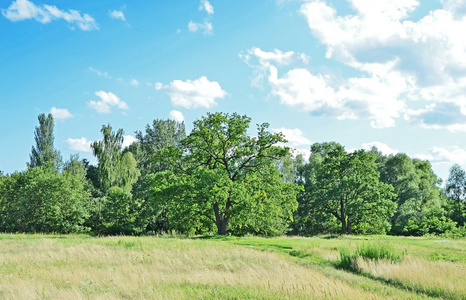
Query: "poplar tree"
28 113 62 170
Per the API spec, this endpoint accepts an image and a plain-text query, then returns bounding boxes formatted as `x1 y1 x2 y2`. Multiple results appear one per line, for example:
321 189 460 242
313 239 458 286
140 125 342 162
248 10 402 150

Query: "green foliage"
28 113 62 170
115 152 140 192
403 215 458 236
91 124 125 193
337 243 404 271
228 165 300 236
150 112 299 236
91 125 140 194
445 164 466 227
87 187 143 235
0 167 90 233
311 143 396 234
129 119 186 176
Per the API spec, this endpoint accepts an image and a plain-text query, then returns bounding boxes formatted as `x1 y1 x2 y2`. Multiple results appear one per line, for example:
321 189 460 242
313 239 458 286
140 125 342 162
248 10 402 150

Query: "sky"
1 0 466 183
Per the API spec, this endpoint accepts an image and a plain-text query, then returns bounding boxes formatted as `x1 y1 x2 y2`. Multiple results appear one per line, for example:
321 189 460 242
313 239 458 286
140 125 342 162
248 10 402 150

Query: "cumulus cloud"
424 147 466 165
240 47 310 87
65 137 92 152
188 20 213 35
293 0 466 129
122 135 138 149
88 91 128 114
130 79 139 87
243 47 406 128
169 110 185 123
109 10 125 21
362 141 398 156
50 107 73 120
157 76 227 109
405 102 466 131
2 0 98 30
272 127 311 147
199 0 214 15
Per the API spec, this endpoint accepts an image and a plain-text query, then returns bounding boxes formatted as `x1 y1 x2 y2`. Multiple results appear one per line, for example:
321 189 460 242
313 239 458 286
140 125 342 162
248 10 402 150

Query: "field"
0 234 464 299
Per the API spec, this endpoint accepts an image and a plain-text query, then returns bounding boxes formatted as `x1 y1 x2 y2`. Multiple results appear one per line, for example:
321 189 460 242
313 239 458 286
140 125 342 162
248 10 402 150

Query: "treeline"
0 112 465 237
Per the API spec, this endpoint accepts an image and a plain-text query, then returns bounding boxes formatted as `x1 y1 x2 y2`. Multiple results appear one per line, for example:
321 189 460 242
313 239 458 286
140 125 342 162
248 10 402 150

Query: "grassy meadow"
0 234 464 299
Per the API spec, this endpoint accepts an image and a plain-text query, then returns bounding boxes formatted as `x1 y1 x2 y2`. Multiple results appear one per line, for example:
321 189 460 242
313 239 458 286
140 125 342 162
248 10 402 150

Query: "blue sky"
1 0 466 182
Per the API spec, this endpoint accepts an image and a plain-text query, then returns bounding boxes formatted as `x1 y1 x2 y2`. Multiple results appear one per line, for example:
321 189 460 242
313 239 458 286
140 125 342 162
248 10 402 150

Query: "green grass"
0 234 464 299
336 242 404 271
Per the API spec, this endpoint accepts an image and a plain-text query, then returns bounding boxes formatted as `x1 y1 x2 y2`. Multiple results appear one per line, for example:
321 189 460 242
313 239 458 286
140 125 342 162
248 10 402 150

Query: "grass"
336 242 404 271
0 234 464 299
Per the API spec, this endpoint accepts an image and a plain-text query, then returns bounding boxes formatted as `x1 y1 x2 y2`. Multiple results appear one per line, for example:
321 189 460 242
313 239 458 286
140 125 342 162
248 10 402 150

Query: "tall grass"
0 235 383 299
336 242 404 271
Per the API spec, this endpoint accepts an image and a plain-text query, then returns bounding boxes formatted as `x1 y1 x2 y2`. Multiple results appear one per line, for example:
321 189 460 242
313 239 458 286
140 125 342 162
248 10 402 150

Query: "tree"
87 186 143 235
313 144 396 234
379 154 449 235
91 124 124 193
28 113 62 170
0 167 90 233
126 119 186 232
291 142 341 235
129 119 186 176
150 112 300 235
445 164 466 227
91 124 140 194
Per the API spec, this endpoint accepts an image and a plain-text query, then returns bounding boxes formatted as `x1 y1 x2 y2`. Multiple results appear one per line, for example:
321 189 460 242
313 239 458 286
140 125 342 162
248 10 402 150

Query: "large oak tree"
151 112 300 235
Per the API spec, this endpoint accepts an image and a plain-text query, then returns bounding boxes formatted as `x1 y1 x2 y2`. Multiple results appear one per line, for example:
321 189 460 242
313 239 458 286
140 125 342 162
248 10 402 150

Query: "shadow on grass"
334 262 458 300
193 235 232 241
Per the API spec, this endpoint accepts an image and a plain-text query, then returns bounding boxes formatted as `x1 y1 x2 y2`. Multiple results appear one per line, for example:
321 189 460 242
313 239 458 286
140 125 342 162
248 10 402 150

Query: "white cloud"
273 127 311 147
130 79 139 87
2 0 98 30
50 107 73 120
188 20 213 35
122 135 138 149
267 64 405 128
295 0 466 129
109 10 125 21
157 76 227 109
88 67 111 79
199 0 214 15
405 102 466 132
65 137 92 153
240 47 310 87
169 110 185 123
88 91 128 114
362 141 398 156
155 82 163 90
428 147 466 165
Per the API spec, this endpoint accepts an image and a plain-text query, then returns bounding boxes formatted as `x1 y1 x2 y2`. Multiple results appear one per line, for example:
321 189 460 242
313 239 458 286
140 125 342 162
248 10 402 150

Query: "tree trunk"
213 199 231 236
347 219 352 234
217 218 229 235
341 217 347 234
340 197 350 234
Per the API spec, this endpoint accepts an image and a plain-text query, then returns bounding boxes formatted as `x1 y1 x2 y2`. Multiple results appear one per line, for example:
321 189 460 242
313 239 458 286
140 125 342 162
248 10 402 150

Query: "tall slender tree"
446 164 466 227
91 124 140 193
28 113 62 170
91 124 125 193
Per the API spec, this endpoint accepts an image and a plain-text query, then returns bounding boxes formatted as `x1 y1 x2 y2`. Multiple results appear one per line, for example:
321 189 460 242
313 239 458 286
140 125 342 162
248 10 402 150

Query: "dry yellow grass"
0 236 384 299
354 256 466 299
